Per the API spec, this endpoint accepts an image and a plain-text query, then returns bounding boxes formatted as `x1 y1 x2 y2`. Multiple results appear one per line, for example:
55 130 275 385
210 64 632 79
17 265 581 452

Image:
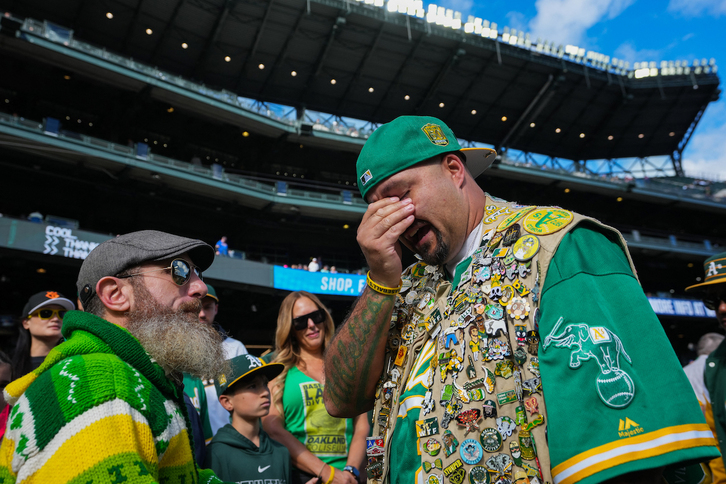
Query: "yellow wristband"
367 271 402 295
325 466 335 484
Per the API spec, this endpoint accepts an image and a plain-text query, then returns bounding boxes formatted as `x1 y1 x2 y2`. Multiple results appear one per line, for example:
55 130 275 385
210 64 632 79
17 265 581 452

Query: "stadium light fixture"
89 122 93 127
564 188 570 193
258 64 265 69
638 134 644 138
181 43 188 49
167 107 174 113
608 135 614 140
634 68 650 79
64 75 71 80
501 116 507 122
669 132 675 137
242 131 249 137
37 268 46 274
471 110 476 115
224 56 231 62
331 79 337 85
146 28 153 35
77 119 82 123
106 12 113 19
579 133 585 138
555 128 561 133
369 87 375 92
616 197 623 202
529 122 535 128
404 95 410 100
439 103 445 108
343 224 350 229
291 71 297 76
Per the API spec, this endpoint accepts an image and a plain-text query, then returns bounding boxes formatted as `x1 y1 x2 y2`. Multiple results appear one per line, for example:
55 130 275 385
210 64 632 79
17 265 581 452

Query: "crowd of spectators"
0 230 368 484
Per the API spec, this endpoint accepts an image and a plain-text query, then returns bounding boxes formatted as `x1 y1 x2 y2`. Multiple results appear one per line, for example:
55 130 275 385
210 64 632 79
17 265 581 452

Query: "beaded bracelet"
367 271 402 295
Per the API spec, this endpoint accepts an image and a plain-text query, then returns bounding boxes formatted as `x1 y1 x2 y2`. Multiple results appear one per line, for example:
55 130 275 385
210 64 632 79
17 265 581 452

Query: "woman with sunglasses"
11 291 75 380
263 291 368 484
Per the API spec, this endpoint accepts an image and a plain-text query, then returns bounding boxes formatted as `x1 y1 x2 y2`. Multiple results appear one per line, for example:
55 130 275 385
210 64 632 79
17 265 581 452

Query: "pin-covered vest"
366 196 634 484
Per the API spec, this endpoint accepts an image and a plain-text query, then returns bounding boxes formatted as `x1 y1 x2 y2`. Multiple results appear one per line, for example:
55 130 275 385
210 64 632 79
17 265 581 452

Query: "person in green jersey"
323 116 719 484
688 252 726 483
263 291 369 484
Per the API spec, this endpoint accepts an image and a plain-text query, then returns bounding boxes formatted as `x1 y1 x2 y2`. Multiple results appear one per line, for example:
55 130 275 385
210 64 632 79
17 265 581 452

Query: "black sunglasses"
704 291 726 311
292 309 326 331
118 259 202 287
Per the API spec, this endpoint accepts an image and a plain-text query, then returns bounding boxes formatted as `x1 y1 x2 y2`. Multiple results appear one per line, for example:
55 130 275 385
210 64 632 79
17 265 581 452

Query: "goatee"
125 280 229 380
418 227 450 266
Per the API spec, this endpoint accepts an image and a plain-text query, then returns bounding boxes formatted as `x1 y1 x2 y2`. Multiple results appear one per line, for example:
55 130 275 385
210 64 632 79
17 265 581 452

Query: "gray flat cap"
77 230 214 307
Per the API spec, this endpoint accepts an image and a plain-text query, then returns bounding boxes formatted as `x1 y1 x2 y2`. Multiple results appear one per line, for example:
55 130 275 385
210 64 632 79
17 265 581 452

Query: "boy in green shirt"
204 354 292 484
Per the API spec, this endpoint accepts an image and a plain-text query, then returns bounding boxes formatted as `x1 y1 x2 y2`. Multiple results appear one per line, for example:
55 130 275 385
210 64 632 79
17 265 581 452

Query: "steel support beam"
497 74 553 152
192 0 236 79
150 0 187 63
335 23 386 112
414 45 465 114
239 0 276 77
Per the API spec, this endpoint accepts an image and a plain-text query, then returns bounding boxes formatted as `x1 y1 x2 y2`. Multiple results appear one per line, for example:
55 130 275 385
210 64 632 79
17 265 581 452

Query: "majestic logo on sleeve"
543 317 634 409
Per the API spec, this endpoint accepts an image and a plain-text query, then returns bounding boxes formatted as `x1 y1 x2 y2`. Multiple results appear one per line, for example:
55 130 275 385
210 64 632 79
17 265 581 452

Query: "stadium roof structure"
2 0 721 171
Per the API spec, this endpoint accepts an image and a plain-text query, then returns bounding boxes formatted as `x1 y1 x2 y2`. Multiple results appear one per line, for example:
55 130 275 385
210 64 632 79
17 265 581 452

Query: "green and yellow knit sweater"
0 310 224 484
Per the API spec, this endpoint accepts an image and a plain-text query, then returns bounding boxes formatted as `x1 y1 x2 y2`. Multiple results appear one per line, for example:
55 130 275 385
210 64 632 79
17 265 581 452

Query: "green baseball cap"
356 115 497 200
205 283 218 302
685 252 726 292
215 354 284 395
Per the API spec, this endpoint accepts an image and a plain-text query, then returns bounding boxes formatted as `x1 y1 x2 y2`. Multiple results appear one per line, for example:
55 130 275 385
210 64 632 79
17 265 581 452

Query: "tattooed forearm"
324 288 394 417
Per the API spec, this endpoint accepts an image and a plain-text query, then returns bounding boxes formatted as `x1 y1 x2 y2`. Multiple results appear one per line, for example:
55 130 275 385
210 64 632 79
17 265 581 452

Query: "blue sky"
434 0 726 180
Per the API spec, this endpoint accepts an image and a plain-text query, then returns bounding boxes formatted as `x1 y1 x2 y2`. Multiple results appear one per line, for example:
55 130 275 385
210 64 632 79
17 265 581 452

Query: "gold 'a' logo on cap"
219 374 227 386
421 123 449 146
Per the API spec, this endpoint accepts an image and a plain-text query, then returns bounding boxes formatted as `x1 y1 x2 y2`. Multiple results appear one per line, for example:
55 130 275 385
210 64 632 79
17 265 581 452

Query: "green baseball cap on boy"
356 115 497 200
215 354 284 395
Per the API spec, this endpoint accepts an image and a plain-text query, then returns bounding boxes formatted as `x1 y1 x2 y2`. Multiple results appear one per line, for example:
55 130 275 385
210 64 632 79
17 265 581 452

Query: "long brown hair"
270 291 335 410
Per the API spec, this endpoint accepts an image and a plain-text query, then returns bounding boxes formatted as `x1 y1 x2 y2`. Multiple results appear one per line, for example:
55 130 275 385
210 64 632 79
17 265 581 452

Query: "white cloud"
528 0 635 46
681 100 726 181
435 0 474 15
668 0 726 17
613 41 665 64
505 11 528 32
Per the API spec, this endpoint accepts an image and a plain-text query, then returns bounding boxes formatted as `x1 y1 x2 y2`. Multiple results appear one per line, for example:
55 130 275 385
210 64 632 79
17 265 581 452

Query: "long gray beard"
126 283 229 381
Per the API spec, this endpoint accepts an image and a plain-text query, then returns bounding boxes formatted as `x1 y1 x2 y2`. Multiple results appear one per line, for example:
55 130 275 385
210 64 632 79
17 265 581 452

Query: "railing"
0 111 368 208
10 17 726 204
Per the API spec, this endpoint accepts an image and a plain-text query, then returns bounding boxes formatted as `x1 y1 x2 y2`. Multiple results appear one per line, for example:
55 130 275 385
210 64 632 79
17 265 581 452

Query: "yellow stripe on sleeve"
553 424 716 484
22 414 156 483
558 437 716 484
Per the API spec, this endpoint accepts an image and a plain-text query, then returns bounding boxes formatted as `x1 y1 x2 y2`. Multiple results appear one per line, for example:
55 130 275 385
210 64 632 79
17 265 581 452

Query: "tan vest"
367 196 634 484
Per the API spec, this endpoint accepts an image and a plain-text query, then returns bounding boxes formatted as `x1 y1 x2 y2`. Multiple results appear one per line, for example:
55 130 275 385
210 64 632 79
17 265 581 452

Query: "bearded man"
0 230 229 484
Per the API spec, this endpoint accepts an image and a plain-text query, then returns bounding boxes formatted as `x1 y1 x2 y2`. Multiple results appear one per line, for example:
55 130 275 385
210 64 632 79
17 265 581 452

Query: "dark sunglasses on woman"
292 309 326 331
31 309 67 320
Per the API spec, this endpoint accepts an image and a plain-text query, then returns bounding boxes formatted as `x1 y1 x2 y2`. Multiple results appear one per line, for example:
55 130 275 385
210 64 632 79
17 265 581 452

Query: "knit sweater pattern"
0 310 223 484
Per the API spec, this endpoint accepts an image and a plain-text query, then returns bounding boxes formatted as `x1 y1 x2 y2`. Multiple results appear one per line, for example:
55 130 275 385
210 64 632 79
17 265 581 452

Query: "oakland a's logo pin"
421 123 449 146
